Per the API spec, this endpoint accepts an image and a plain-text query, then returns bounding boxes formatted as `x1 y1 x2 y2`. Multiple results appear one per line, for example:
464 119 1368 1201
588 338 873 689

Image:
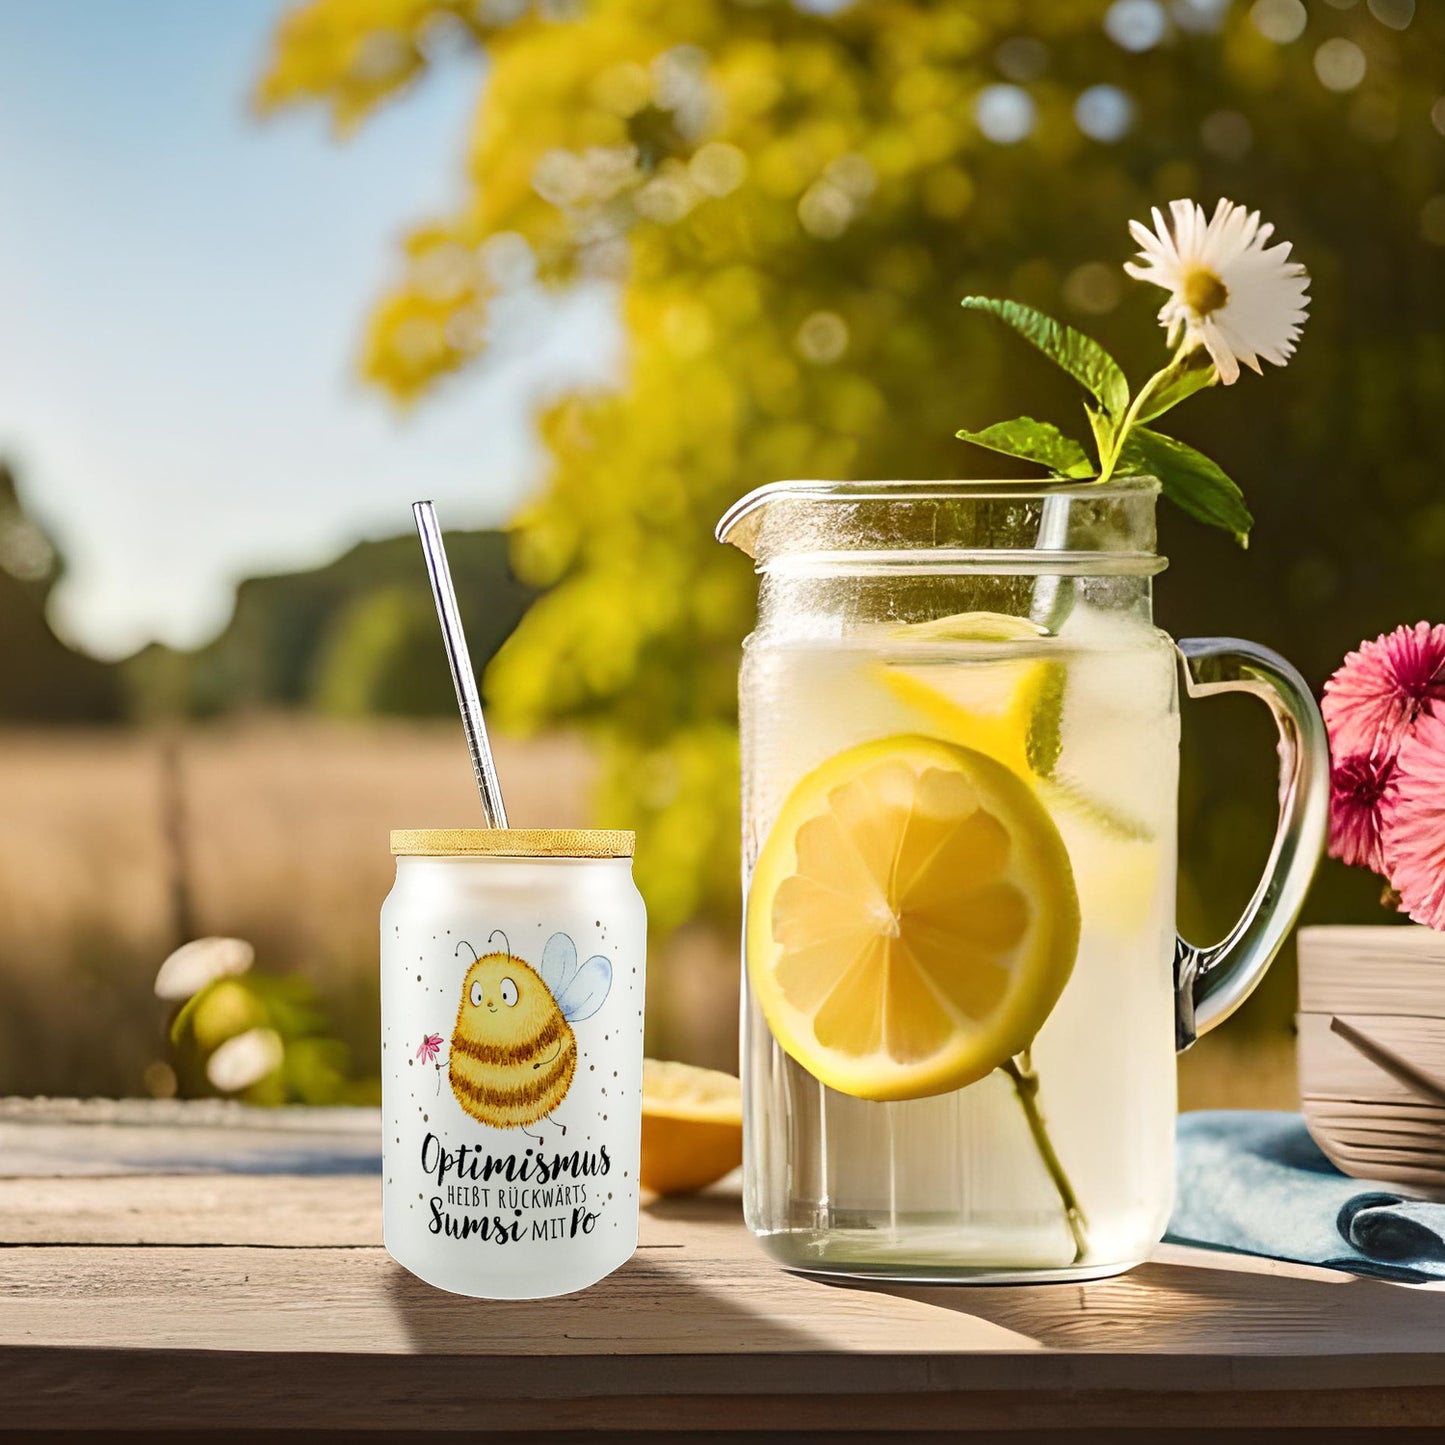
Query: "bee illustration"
447 930 612 1141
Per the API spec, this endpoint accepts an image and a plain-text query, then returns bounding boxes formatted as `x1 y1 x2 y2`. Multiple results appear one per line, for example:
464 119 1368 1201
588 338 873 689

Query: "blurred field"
0 720 721 1096
0 716 1292 1107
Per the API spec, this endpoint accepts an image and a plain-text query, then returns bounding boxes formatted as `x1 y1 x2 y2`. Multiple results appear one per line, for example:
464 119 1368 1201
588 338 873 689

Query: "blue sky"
0 1 614 657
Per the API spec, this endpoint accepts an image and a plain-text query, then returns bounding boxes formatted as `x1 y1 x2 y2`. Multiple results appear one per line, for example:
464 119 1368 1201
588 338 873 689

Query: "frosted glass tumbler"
381 828 646 1298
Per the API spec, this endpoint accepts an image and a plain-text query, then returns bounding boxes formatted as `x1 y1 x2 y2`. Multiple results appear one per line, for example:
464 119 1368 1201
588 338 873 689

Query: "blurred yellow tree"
259 0 1445 960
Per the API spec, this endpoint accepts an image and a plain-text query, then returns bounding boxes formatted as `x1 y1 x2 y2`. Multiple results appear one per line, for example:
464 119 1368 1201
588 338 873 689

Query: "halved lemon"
640 1059 743 1195
747 735 1079 1102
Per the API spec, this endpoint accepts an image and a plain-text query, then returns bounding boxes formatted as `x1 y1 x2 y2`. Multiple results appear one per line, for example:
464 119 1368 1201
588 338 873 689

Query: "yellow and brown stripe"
451 1013 569 1069
449 1021 577 1130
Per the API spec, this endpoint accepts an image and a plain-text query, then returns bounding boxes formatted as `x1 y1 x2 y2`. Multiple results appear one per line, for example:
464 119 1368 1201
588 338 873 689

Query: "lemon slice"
880 612 1058 778
747 735 1079 1102
640 1059 743 1195
891 610 1049 645
881 611 1150 841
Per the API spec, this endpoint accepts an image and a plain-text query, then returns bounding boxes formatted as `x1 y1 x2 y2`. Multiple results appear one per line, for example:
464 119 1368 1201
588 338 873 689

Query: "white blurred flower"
795 310 849 364
797 180 853 239
155 937 254 1001
207 1027 284 1093
1124 198 1310 384
532 149 587 206
635 168 699 224
689 142 747 198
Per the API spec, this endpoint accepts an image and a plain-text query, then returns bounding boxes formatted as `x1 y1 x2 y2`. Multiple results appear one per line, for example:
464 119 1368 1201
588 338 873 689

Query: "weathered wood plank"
0 1175 748 1250
0 1174 383 1246
4 1102 1445 1432
5 1353 1445 1435
0 1099 379 1129
3 1231 1445 1364
0 1173 750 1248
0 1098 380 1177
8 1172 1442 1354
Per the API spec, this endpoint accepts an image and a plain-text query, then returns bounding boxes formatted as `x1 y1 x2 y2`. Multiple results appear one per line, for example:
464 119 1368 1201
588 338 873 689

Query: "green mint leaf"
1026 661 1068 778
1085 403 1113 466
168 986 209 1047
1136 350 1217 424
955 417 1096 478
962 297 1130 420
1046 775 1156 843
1121 427 1253 546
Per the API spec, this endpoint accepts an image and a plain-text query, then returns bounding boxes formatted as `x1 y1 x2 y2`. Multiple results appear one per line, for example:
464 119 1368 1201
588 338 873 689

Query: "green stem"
1095 340 1202 484
1097 370 1163 484
1001 1052 1088 1264
168 983 211 1047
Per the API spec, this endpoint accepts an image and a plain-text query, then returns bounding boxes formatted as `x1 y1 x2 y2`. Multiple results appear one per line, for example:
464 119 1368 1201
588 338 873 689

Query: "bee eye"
500 977 519 1008
469 981 483 1007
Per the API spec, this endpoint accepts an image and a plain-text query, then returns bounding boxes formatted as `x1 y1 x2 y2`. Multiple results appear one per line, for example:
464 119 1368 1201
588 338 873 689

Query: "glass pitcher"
717 477 1327 1282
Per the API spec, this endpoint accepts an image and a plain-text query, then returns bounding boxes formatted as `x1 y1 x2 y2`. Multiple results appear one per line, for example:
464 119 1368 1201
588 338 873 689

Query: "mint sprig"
956 296 1251 545
960 298 1130 420
1120 427 1251 546
955 418 1095 478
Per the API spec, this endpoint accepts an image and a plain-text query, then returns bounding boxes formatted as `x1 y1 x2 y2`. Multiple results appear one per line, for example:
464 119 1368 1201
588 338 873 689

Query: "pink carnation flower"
1328 751 1398 874
1385 710 1445 931
1322 621 1445 761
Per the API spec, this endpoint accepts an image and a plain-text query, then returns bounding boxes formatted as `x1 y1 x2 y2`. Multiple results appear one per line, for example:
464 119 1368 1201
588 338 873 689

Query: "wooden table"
4 1099 1445 1440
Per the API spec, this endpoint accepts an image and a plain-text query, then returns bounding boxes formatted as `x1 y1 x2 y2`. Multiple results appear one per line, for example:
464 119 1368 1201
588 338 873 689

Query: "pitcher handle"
1173 638 1330 1051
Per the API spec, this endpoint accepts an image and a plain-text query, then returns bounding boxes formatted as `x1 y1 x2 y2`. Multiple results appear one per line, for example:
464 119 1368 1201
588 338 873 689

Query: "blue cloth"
1166 1110 1445 1284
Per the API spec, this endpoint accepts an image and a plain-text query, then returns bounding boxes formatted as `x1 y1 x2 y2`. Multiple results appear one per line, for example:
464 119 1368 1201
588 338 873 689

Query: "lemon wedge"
640 1059 743 1195
891 610 1050 645
747 735 1079 1102
881 611 1151 842
880 611 1057 778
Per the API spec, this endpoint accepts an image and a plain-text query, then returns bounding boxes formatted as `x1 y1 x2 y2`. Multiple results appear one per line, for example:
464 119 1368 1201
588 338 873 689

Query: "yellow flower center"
1182 266 1229 317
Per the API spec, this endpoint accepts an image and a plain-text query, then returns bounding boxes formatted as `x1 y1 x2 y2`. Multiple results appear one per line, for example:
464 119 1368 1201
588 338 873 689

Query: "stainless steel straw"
412 500 509 827
1029 492 1071 633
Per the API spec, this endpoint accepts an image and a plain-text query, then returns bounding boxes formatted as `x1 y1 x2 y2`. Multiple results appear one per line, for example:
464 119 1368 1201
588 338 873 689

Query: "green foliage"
1123 427 1254 545
955 418 1094 477
312 585 457 717
260 0 1445 1014
124 530 533 720
168 961 375 1106
960 297 1129 419
0 463 122 723
958 296 1248 537
1137 349 1218 423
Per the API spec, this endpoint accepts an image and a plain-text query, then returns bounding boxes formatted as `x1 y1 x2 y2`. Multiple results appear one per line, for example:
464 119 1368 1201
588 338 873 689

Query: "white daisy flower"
154 936 255 1001
1124 198 1310 385
207 1027 284 1093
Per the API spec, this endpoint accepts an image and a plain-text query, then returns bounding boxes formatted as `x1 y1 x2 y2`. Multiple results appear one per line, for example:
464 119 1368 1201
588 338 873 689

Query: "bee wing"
556 955 612 1023
539 932 579 998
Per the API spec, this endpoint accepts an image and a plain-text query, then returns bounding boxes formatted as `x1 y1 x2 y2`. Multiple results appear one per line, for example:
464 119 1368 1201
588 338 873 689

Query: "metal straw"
1029 493 1071 633
412 500 509 828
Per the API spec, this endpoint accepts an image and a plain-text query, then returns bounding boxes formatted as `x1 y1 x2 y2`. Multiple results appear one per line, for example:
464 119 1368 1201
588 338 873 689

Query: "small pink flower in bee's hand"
417 1033 443 1064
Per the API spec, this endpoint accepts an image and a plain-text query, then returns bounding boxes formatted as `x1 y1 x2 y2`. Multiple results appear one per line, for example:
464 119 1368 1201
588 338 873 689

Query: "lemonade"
739 605 1181 1278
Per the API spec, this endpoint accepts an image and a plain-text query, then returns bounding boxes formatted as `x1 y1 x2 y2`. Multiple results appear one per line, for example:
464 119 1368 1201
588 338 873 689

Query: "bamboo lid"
390 828 635 858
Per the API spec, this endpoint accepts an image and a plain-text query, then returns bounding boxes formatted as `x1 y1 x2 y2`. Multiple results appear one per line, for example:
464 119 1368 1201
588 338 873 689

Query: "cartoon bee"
446 930 611 1140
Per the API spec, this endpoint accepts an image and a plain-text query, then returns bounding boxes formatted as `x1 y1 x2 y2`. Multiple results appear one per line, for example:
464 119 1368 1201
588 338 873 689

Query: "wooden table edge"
7 1343 1445 1432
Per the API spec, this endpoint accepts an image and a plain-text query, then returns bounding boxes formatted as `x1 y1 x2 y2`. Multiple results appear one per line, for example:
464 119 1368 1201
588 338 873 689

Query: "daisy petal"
1125 198 1310 379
